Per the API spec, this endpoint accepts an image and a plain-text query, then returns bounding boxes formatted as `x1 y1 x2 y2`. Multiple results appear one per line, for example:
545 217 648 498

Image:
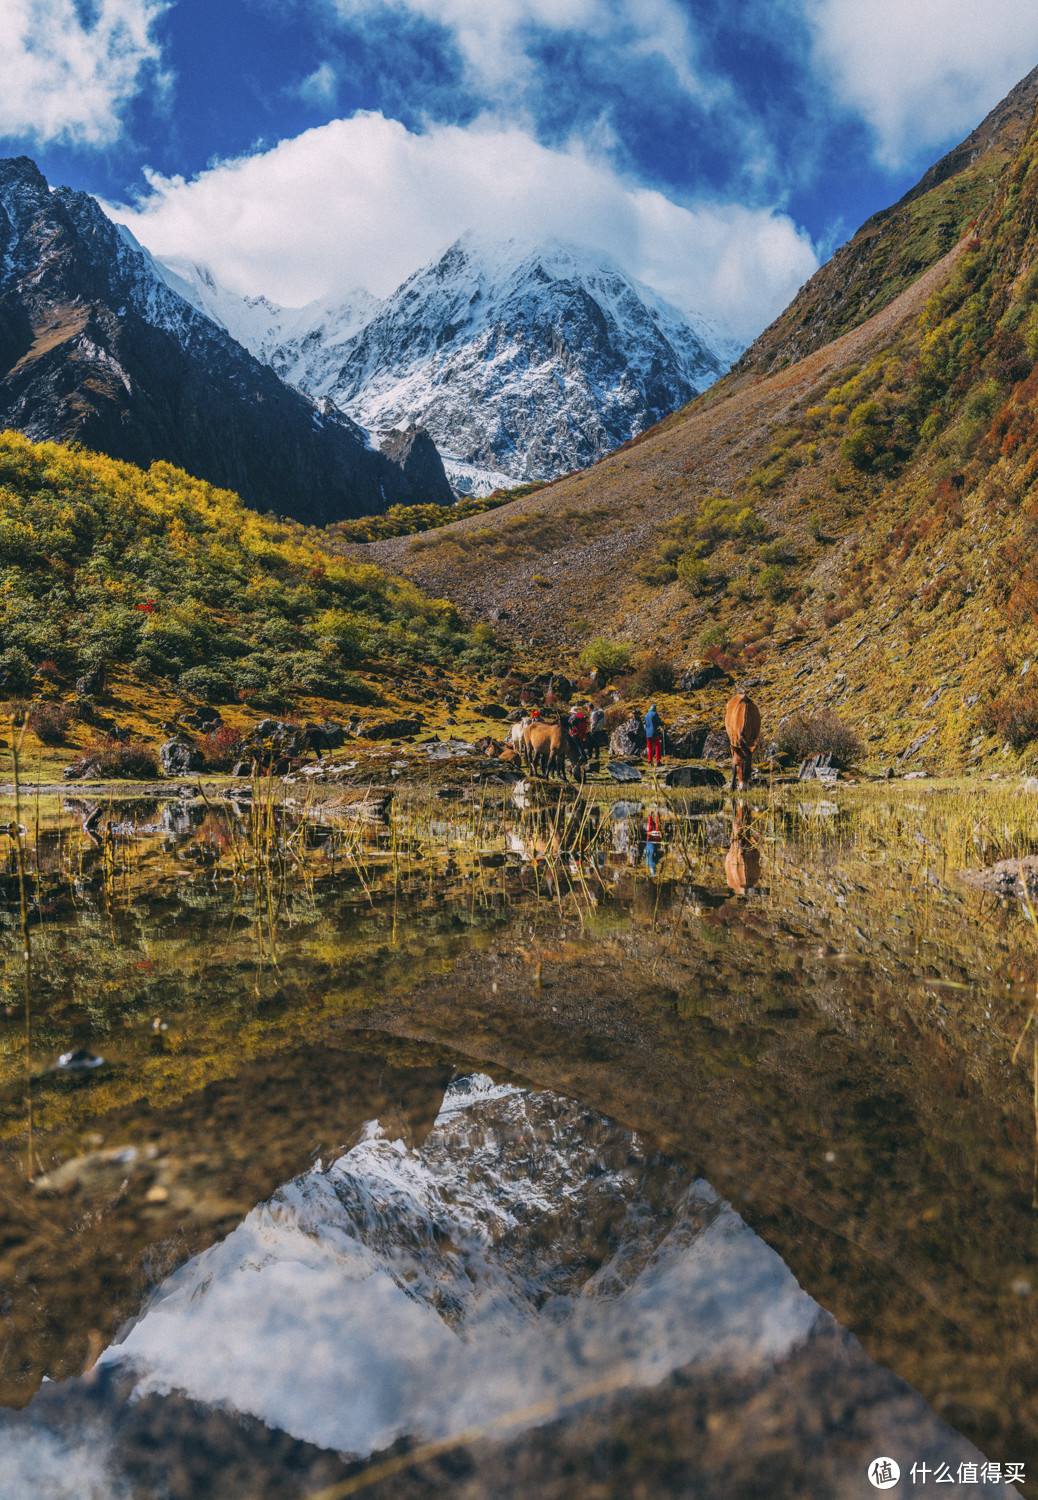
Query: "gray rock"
609 719 646 758
160 738 205 775
549 673 572 701
607 761 643 783
478 703 508 720
665 725 708 759
701 728 731 761
354 717 423 741
179 706 222 731
904 770 930 780
663 765 726 788
798 752 840 782
679 663 726 692
74 663 105 697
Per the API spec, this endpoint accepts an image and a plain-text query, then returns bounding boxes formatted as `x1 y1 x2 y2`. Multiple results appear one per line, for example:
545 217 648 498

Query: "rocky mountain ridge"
163 234 739 494
0 157 452 525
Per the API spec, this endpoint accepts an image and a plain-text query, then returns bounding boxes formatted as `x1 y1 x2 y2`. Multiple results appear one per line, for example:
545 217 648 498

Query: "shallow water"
1 786 1036 1498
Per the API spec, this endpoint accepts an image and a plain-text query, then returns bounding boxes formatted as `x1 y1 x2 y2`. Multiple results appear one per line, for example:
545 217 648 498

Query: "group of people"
526 700 667 768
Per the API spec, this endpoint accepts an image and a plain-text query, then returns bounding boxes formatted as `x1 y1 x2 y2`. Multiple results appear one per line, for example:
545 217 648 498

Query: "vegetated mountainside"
165 234 736 494
0 430 501 723
368 80 1038 775
0 158 451 526
734 63 1038 378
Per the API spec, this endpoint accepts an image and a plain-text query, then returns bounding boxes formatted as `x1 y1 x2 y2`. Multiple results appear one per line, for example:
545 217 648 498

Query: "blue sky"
3 0 1038 340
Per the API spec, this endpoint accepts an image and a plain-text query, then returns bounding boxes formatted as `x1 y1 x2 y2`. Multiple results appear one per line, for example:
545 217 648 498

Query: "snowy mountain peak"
158 230 743 494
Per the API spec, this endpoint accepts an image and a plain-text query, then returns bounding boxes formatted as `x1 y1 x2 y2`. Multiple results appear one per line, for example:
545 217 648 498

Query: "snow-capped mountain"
0 156 453 523
163 235 742 495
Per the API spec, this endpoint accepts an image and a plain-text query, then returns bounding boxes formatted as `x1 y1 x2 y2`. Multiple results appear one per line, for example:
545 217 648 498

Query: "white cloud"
106 113 817 341
328 0 708 101
0 0 169 148
299 61 338 105
803 0 1038 167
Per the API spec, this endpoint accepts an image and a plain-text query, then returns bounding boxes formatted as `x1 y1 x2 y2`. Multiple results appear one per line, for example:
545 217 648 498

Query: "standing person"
588 705 605 767
645 703 664 766
567 704 589 767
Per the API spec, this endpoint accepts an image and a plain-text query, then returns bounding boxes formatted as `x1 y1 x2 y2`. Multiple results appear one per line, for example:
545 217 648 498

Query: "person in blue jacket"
644 703 664 765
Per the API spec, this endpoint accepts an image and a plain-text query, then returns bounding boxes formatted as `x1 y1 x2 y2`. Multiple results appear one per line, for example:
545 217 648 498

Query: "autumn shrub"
775 711 863 763
982 686 1038 748
27 701 75 744
199 726 247 770
70 737 160 779
631 653 677 694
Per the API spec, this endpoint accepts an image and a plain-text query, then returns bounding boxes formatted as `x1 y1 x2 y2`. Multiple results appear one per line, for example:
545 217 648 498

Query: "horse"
522 721 584 781
724 692 761 791
505 717 531 752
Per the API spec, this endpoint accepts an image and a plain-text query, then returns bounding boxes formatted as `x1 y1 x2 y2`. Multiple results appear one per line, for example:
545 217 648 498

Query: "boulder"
665 725 708 759
179 706 222 731
160 738 205 775
609 718 647 758
549 673 572 702
663 766 726 788
701 728 731 761
798 752 841 783
479 703 508 720
607 761 643 783
679 663 726 692
316 720 346 749
354 717 423 741
75 663 105 697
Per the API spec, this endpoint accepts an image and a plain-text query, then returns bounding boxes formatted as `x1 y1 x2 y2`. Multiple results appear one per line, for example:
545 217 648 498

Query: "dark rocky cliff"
0 157 450 525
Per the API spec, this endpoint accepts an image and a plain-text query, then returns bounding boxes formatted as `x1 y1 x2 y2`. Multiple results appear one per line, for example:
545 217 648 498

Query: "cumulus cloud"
106 113 817 341
802 0 1038 167
0 0 169 148
327 0 707 101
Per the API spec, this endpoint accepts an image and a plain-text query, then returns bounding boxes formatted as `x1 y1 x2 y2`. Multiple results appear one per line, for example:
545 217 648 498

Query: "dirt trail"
364 243 964 649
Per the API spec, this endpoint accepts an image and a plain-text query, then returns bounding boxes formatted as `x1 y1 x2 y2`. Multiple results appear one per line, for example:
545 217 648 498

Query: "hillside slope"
0 158 451 526
734 64 1038 377
366 80 1038 774
0 430 499 738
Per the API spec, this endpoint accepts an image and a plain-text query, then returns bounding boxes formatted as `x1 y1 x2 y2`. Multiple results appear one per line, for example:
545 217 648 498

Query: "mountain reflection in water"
0 1075 1012 1498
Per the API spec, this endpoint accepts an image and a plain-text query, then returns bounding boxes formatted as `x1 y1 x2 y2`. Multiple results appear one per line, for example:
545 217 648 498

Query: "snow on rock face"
160 233 743 485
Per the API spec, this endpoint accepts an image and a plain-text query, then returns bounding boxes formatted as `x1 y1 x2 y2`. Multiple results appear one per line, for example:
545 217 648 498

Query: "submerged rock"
55 1048 105 1073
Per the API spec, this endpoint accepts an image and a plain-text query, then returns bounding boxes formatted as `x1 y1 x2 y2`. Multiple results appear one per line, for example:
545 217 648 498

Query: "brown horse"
522 721 583 781
724 692 761 791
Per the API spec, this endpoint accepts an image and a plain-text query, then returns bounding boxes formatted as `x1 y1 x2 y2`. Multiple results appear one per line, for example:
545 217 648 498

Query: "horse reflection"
725 803 762 895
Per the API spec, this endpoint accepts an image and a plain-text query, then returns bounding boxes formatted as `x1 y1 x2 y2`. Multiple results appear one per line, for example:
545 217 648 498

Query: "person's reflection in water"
644 811 663 875
725 802 762 895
